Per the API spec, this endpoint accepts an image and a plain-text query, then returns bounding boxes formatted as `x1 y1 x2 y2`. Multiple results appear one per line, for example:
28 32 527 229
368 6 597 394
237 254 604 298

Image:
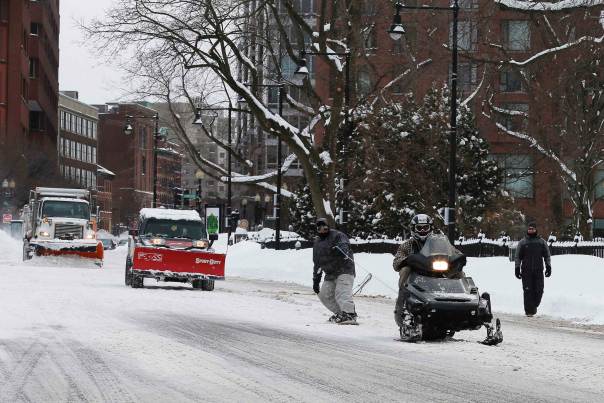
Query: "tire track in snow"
0 341 46 402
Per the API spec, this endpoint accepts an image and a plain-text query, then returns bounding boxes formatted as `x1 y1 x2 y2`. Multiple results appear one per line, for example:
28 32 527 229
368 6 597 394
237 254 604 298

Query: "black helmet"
316 217 329 228
410 214 434 241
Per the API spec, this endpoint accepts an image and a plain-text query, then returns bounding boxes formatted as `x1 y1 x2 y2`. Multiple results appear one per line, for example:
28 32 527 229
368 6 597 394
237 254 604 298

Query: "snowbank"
226 240 604 324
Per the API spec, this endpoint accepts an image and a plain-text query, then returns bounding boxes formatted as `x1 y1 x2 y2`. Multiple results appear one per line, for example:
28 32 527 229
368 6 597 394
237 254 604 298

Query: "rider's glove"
515 266 522 279
545 265 551 277
313 271 322 294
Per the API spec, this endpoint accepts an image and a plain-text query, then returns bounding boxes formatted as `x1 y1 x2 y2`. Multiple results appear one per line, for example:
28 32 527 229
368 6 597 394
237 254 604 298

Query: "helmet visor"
414 224 432 235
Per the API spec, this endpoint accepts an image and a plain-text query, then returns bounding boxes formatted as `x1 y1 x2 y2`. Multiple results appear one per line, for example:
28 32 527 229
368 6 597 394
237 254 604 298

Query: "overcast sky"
59 0 125 105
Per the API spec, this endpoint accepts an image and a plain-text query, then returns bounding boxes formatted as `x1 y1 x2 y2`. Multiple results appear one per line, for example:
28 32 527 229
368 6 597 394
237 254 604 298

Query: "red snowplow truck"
22 187 103 265
125 208 225 290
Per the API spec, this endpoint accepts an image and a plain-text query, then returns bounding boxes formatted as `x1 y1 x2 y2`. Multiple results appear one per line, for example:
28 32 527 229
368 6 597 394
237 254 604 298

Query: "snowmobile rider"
393 214 465 287
514 222 552 317
312 218 357 325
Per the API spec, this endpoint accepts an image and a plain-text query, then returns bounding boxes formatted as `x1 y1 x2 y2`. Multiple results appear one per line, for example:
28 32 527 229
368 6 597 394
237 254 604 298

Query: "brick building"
58 91 98 189
97 103 183 230
312 0 604 237
0 0 60 202
96 165 115 232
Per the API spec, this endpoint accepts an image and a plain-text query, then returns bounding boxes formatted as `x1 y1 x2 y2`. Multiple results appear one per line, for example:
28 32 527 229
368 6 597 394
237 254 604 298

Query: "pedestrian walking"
312 218 357 325
515 222 552 317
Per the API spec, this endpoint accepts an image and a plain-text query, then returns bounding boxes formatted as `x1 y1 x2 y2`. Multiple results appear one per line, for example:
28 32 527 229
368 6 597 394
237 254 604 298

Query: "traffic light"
230 209 240 231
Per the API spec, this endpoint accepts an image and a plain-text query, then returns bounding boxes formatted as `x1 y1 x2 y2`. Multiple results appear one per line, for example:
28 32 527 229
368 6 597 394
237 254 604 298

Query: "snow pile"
226 240 604 324
0 230 21 265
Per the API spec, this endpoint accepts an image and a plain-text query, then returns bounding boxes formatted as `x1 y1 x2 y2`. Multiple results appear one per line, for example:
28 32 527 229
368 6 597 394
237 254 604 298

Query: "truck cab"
22 187 103 264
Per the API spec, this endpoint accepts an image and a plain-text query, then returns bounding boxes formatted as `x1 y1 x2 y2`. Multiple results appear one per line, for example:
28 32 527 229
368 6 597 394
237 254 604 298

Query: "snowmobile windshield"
410 275 467 294
142 219 207 240
419 233 462 260
42 201 90 220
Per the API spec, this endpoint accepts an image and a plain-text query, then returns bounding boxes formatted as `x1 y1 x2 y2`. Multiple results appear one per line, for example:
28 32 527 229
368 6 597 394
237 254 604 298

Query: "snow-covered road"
0 235 603 402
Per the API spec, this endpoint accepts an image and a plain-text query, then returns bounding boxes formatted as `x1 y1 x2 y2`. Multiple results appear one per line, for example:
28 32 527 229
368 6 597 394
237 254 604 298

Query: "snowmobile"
394 233 503 345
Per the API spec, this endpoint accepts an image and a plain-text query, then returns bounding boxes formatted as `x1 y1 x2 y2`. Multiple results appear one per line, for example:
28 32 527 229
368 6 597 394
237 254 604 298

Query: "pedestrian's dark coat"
515 235 552 315
313 229 355 281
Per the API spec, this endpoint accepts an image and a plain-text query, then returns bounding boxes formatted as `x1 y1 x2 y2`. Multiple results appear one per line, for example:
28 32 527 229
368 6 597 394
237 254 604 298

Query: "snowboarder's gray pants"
318 274 355 314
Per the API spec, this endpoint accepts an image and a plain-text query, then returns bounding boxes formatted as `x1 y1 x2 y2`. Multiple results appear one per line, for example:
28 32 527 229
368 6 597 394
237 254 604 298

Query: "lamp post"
389 1 459 242
123 113 160 207
294 50 352 234
195 169 205 217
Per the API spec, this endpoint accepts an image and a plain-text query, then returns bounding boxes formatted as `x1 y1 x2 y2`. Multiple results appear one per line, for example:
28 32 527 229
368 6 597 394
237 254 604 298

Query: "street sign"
206 207 220 235
2 213 13 224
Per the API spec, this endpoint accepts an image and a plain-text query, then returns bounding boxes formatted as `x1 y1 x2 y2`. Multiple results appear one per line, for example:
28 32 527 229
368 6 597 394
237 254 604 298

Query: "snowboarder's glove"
545 266 551 277
515 266 522 279
313 272 322 294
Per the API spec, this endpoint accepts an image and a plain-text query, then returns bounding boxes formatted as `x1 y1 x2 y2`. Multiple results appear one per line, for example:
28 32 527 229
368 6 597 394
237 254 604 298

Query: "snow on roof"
139 208 202 222
35 187 89 198
40 197 89 204
97 165 115 177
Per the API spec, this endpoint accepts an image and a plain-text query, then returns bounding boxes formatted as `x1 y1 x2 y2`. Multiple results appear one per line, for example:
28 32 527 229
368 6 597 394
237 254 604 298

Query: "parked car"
99 238 117 250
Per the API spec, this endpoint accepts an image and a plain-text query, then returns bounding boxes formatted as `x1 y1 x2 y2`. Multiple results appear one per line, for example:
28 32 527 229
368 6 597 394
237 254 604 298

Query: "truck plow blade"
32 241 104 262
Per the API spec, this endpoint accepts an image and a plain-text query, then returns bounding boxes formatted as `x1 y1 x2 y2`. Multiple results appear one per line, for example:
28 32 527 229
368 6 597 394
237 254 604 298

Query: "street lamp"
123 113 161 208
389 1 460 242
294 50 352 234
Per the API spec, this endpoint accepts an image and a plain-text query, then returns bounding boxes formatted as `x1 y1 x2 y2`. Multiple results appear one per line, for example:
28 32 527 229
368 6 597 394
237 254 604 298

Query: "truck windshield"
42 201 89 220
142 219 207 240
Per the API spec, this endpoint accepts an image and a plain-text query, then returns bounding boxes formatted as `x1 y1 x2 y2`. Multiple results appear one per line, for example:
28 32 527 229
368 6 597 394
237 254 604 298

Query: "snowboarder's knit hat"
527 222 537 229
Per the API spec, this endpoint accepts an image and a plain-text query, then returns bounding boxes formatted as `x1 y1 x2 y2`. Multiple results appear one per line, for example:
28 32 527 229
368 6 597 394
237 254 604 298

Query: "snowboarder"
515 222 552 317
312 218 357 325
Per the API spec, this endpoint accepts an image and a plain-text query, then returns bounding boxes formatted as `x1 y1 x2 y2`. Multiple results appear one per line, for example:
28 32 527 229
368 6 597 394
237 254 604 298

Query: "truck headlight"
150 238 166 246
432 260 449 272
39 231 50 238
193 240 209 249
84 231 96 239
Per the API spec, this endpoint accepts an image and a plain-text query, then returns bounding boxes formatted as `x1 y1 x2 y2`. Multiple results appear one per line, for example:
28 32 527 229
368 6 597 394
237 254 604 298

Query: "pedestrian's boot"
327 313 341 323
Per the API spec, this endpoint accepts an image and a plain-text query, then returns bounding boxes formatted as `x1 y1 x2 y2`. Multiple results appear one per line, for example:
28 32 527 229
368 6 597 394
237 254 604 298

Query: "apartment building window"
595 169 604 199
29 111 44 131
391 65 406 94
0 1 7 21
30 22 41 36
266 144 278 170
363 25 378 52
361 0 378 16
456 0 479 9
60 111 66 129
451 20 478 51
92 147 97 164
502 20 530 51
456 62 478 92
92 122 97 139
29 58 38 79
500 103 529 131
491 154 534 198
68 114 73 132
140 127 146 149
357 68 373 97
142 156 147 176
500 68 524 92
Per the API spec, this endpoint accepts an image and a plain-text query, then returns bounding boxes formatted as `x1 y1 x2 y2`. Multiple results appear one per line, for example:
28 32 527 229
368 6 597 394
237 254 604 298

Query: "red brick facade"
314 0 603 236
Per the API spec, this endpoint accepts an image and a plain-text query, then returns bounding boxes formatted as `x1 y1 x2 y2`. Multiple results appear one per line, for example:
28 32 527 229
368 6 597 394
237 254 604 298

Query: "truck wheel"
191 279 202 289
201 279 215 291
125 259 132 286
131 276 143 289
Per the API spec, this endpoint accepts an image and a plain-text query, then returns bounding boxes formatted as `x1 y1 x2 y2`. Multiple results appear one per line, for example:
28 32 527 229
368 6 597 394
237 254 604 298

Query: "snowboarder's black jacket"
515 236 551 272
313 229 355 281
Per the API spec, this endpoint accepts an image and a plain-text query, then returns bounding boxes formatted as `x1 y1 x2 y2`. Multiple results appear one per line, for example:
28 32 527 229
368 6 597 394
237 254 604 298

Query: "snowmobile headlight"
432 260 449 272
150 238 166 246
193 240 209 249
